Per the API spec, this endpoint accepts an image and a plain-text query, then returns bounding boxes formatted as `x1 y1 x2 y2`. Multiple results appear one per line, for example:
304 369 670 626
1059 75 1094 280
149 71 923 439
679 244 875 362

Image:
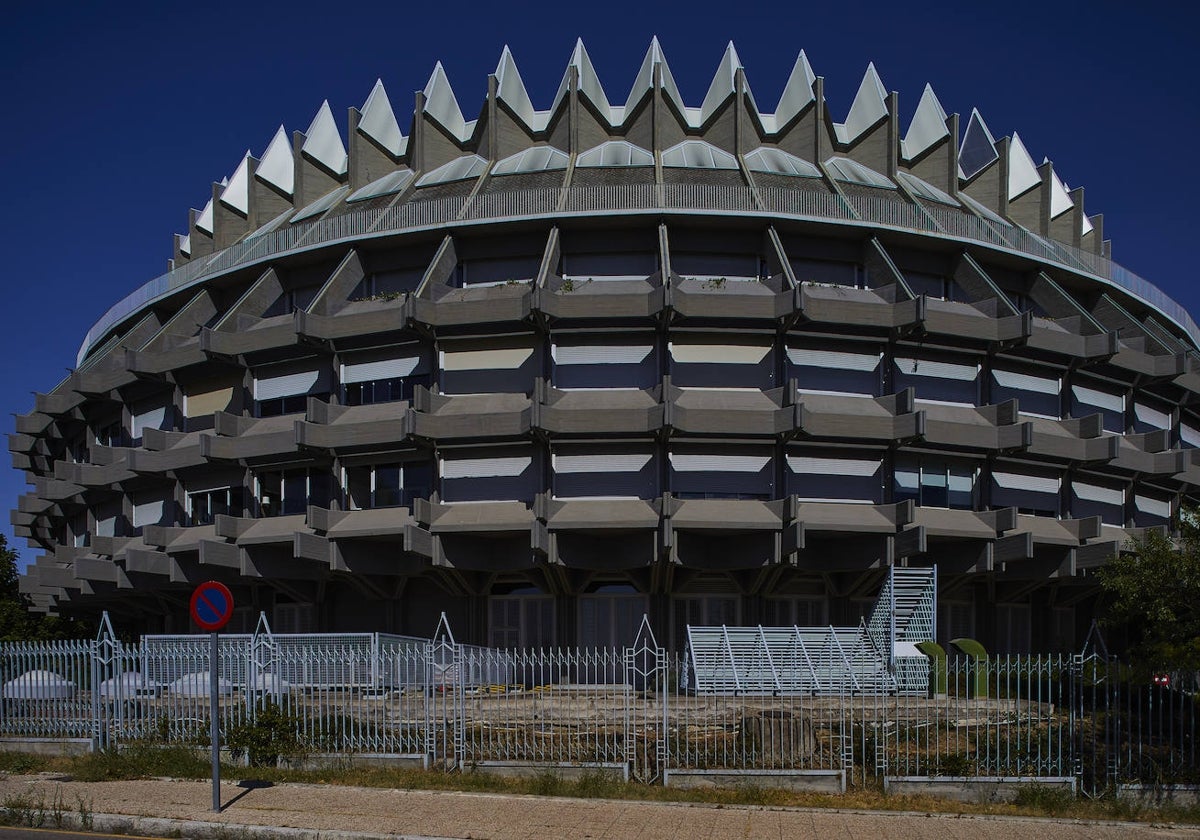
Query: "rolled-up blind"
670 342 772 364
554 453 652 473
1072 481 1124 506
131 406 168 438
133 499 165 527
670 453 771 472
1135 494 1171 518
1134 402 1171 431
440 456 532 479
788 348 880 371
992 369 1059 395
254 364 330 400
341 353 427 384
184 386 234 417
1072 384 1124 413
787 456 880 476
552 344 652 365
440 345 533 371
895 357 978 380
993 471 1061 495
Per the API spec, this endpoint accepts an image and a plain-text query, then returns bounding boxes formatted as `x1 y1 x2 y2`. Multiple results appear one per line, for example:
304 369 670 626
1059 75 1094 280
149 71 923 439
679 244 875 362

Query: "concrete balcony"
1026 319 1117 361
413 283 533 328
201 412 298 462
921 401 1032 452
668 384 792 436
799 284 921 331
538 385 664 434
922 299 1030 344
669 276 792 320
296 400 412 453
538 278 665 322
1026 415 1118 463
796 390 922 442
129 429 207 473
297 297 410 343
201 315 298 358
411 391 531 440
127 340 207 376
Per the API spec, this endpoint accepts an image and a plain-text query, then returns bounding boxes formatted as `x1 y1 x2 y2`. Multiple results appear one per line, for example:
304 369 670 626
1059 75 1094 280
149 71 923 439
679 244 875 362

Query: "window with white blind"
787 345 881 396
551 338 657 390
893 354 980 405
1071 478 1125 525
439 338 538 395
669 446 774 500
182 377 238 430
989 467 1061 516
1132 400 1173 435
130 401 171 444
341 347 431 405
1070 380 1126 433
131 492 168 534
253 362 331 417
1133 490 1172 527
990 367 1061 418
786 451 883 503
440 448 538 503
552 446 657 499
670 338 775 389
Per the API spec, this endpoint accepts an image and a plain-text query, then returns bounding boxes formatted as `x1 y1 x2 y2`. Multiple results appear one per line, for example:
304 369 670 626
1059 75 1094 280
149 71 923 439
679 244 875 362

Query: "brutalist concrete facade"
12 42 1200 652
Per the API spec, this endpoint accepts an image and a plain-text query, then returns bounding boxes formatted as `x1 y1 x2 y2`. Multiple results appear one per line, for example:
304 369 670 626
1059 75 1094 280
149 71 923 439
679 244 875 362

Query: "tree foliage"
1096 517 1200 671
0 534 91 641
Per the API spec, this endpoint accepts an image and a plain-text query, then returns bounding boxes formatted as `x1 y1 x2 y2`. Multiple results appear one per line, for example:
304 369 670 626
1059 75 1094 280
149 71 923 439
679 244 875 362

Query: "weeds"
1012 783 1075 815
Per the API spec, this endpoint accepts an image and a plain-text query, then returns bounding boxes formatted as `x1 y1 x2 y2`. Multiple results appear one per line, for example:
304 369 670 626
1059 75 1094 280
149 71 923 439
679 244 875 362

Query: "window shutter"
440 456 532 480
254 364 330 400
184 386 234 417
786 456 880 476
895 357 978 381
552 344 652 365
992 369 1059 395
1072 384 1124 413
341 353 427 384
787 348 880 371
670 342 772 364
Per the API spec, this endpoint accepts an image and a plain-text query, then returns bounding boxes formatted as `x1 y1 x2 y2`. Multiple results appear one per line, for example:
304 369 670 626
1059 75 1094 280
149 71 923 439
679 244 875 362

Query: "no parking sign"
190 581 234 632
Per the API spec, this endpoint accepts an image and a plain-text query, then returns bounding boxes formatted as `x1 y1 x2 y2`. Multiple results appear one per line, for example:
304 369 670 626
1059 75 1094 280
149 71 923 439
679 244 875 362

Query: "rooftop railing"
77 183 1200 365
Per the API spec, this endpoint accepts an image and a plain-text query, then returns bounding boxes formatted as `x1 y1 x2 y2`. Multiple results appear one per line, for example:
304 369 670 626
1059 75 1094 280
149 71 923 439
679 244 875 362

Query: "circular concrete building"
13 41 1200 652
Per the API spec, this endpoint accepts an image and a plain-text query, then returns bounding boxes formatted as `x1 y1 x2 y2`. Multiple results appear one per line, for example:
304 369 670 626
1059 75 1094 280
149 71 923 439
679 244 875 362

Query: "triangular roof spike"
302 101 349 176
219 150 252 214
772 50 817 130
422 61 469 141
1082 213 1095 236
625 36 685 115
195 198 215 234
495 45 537 128
256 125 294 195
902 83 949 160
1007 131 1041 200
958 107 999 180
700 41 742 124
1047 164 1074 218
552 38 612 122
839 62 889 143
359 79 405 158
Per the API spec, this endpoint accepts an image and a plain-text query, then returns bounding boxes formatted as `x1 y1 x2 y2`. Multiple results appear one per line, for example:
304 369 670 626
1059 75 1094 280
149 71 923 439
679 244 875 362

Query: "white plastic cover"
256 126 294 195
302 101 349 176
661 140 738 170
441 456 531 479
423 61 469 140
577 141 653 168
837 63 888 144
1007 132 1041 200
902 84 949 159
359 79 405 158
700 42 741 124
416 155 488 187
744 147 822 178
772 51 816 130
492 146 569 176
219 152 252 215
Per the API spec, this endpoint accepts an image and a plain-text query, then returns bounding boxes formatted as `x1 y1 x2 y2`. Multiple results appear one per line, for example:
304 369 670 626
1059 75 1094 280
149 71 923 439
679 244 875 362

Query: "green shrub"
226 701 302 767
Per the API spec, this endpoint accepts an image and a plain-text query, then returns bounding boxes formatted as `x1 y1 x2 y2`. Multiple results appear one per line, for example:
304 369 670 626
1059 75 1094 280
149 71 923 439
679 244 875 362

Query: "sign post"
190 581 235 813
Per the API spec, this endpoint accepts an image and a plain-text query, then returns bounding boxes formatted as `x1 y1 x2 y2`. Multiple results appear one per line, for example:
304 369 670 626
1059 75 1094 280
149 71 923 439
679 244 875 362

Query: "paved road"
0 830 160 840
0 776 1197 840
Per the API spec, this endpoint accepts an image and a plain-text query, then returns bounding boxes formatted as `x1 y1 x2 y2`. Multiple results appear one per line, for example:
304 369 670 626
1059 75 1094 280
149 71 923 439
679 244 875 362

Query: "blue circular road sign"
190 581 235 631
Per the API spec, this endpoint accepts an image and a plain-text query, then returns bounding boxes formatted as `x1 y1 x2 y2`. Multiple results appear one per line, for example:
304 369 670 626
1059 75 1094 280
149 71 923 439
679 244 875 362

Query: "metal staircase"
686 566 937 696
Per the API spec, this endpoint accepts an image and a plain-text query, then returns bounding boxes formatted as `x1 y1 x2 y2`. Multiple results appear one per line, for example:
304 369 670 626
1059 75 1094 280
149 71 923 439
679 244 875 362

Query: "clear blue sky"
2 0 1197 568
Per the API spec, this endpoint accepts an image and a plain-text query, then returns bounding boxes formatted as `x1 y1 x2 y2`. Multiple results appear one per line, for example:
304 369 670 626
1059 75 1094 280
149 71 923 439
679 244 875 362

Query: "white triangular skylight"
219 151 251 215
552 39 612 123
195 198 214 235
699 42 742 124
1047 165 1074 218
1007 132 1040 200
770 51 817 133
902 84 949 160
422 61 469 141
359 79 405 158
958 108 998 180
496 46 547 131
836 63 888 144
256 126 294 195
302 101 349 176
625 37 685 117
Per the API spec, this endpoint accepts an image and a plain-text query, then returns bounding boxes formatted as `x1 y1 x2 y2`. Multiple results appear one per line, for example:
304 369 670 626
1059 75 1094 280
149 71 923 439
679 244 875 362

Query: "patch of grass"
0 751 48 775
70 743 212 782
1012 783 1075 815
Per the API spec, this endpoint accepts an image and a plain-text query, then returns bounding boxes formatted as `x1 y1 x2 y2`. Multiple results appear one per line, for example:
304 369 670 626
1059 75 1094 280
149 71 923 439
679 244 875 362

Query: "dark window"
343 374 430 406
188 486 245 526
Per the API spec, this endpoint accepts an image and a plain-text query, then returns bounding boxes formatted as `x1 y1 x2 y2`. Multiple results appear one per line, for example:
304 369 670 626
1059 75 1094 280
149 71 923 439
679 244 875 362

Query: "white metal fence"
1 616 1196 794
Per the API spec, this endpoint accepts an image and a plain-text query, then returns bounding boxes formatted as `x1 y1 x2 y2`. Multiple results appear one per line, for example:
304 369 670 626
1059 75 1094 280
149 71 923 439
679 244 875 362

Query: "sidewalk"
0 774 1196 840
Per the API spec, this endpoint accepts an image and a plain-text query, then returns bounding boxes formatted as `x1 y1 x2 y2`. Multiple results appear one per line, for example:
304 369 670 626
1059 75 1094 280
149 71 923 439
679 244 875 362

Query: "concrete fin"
359 79 405 158
423 61 469 140
219 151 252 214
700 41 742 124
902 84 949 160
495 46 538 129
958 108 998 180
179 234 191 256
303 101 349 176
256 126 294 195
1007 131 1040 200
195 198 214 234
773 50 816 130
838 62 888 144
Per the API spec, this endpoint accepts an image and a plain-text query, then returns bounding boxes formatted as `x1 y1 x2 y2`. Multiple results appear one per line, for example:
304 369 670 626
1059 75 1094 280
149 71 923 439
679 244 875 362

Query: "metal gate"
624 616 666 783
425 613 463 770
